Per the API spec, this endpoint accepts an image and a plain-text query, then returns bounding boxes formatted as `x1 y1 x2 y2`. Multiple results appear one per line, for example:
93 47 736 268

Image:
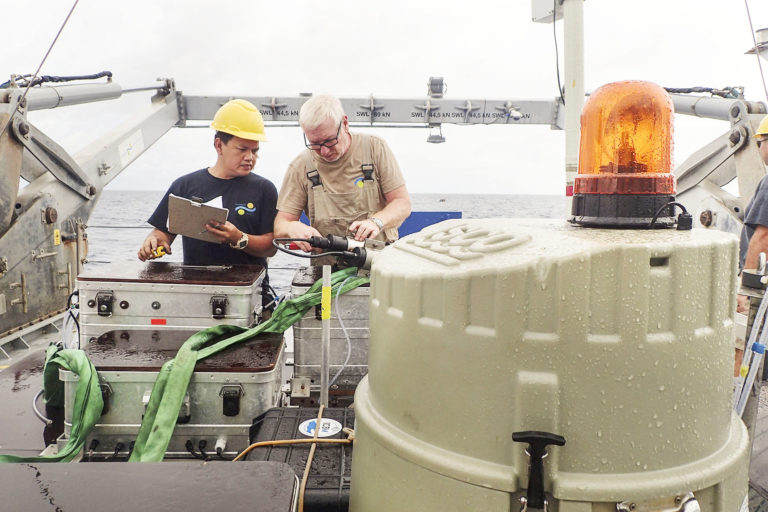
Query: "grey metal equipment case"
60 329 285 459
289 267 370 406
77 262 265 347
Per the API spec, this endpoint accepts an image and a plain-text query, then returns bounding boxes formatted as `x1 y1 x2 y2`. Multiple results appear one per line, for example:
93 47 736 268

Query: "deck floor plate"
0 460 298 511
0 348 49 457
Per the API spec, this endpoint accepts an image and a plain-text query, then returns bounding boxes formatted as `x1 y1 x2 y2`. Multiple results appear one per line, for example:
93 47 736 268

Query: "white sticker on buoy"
298 418 343 438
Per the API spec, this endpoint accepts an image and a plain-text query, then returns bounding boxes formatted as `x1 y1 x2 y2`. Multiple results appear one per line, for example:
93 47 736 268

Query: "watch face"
231 233 248 249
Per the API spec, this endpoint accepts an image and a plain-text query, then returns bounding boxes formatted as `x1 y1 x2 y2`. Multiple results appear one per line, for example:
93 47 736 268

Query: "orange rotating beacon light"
570 80 690 229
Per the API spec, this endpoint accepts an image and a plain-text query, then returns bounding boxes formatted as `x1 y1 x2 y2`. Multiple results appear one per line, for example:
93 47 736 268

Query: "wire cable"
272 238 350 260
553 0 566 105
649 201 689 228
0 71 112 89
0 0 80 140
32 389 53 425
232 433 353 463
744 0 768 103
329 276 355 388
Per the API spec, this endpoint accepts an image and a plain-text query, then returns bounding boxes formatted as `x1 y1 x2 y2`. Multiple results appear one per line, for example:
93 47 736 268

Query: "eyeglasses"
759 138 767 148
304 120 343 150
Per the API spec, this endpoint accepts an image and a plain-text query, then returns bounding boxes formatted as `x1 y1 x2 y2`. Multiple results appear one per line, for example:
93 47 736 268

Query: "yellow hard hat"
755 115 768 139
211 99 267 142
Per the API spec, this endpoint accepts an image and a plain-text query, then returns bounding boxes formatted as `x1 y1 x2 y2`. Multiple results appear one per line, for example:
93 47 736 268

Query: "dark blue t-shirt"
148 169 277 268
740 174 768 269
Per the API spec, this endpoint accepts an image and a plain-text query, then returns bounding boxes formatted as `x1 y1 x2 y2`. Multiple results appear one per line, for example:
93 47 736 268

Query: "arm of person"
273 211 323 252
738 224 768 313
204 221 277 257
349 185 412 241
138 228 175 261
743 224 768 270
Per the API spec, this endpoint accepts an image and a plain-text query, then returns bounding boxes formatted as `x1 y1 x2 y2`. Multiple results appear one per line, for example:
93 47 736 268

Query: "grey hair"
299 94 345 130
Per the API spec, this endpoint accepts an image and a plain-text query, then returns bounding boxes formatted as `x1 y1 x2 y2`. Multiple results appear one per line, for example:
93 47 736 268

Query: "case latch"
211 295 228 319
95 290 114 317
220 385 244 416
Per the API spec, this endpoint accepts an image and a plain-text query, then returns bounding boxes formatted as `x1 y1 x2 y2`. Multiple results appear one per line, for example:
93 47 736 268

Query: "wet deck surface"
0 461 298 512
751 386 768 504
86 330 282 372
0 348 49 457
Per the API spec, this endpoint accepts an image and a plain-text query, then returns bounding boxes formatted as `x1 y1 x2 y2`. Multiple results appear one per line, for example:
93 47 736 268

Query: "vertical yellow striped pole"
320 265 331 407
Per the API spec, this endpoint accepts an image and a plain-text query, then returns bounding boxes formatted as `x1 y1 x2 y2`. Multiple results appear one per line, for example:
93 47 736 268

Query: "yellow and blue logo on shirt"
235 202 257 215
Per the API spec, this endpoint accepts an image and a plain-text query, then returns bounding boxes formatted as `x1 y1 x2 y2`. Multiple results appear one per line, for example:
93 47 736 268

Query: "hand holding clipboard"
167 194 229 243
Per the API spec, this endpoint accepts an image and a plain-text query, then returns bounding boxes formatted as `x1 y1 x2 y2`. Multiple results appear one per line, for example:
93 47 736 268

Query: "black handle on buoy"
512 430 566 510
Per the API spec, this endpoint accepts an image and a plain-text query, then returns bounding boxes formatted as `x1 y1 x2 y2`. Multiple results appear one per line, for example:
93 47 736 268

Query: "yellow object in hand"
151 246 166 259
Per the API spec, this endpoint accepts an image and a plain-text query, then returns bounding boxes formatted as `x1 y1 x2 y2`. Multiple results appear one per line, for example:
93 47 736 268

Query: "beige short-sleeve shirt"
277 133 405 217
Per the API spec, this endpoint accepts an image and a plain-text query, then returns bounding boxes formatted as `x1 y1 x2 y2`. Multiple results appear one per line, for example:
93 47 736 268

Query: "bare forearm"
374 197 411 228
744 225 768 270
273 216 300 239
244 233 277 257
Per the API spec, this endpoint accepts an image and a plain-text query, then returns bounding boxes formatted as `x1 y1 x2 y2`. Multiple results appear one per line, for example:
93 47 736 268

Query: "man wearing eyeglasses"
739 115 768 275
274 94 411 255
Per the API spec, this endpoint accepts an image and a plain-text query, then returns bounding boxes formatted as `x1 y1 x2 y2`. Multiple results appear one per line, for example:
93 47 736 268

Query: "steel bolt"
699 210 713 227
18 122 29 136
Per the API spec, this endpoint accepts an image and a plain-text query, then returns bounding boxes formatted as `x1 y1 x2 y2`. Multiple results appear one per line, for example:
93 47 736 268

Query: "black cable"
185 439 204 460
107 442 125 461
271 239 349 260
198 440 209 461
553 0 565 105
0 71 112 89
216 446 232 460
127 441 135 460
663 86 743 99
649 201 691 230
87 439 99 461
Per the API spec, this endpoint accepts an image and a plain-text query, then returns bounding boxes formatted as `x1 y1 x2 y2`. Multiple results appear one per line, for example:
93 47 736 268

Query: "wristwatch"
369 217 384 230
229 232 249 250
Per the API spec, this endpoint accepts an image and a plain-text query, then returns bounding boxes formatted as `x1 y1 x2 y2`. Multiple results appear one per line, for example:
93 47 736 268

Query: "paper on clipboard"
168 194 229 243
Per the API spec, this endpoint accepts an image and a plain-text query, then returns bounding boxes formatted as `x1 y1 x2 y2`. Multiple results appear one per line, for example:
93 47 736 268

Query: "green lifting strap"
0 344 104 463
129 266 368 462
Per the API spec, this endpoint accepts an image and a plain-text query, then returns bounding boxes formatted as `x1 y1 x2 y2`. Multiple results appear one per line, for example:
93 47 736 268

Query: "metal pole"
563 0 584 199
320 265 331 407
21 82 123 111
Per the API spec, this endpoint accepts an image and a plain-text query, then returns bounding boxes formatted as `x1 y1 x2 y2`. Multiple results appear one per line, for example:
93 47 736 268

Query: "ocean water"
88 190 569 296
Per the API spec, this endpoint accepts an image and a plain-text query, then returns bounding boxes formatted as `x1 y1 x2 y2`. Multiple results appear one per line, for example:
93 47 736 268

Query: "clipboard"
168 194 229 243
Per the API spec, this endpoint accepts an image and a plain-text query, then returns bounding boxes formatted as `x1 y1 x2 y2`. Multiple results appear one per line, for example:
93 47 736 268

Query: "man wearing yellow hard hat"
739 114 768 272
273 94 411 259
137 99 277 267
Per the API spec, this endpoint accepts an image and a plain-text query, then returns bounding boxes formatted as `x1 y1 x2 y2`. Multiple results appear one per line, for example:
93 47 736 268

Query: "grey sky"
5 0 768 195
